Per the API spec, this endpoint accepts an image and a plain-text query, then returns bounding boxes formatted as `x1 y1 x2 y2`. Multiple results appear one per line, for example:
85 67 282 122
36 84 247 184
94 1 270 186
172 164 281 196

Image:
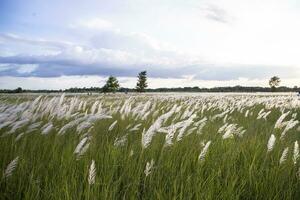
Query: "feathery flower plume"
88 160 96 185
42 123 53 135
9 119 29 133
114 135 127 147
293 141 299 165
245 110 249 117
257 109 265 119
129 123 142 132
90 101 99 114
108 120 118 131
222 124 236 139
176 114 196 141
82 101 87 111
274 111 290 129
142 105 177 148
267 134 276 152
3 156 19 179
58 93 65 107
197 122 207 135
165 125 176 146
144 159 155 177
292 113 297 119
198 141 212 161
280 119 299 139
129 150 134 157
279 147 289 165
78 101 83 111
15 132 25 141
97 103 103 114
218 123 228 134
263 111 272 120
76 122 93 133
74 137 89 154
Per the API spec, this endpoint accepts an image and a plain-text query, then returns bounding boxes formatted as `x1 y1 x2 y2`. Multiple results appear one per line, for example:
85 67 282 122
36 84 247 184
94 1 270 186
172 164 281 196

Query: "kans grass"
0 93 300 199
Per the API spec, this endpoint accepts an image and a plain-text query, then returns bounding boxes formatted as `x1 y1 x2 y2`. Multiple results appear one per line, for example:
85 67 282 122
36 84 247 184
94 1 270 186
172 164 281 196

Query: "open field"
0 93 300 199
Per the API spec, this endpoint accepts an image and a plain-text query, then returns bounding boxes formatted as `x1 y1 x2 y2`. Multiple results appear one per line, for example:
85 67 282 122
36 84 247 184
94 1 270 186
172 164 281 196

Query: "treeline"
0 86 299 93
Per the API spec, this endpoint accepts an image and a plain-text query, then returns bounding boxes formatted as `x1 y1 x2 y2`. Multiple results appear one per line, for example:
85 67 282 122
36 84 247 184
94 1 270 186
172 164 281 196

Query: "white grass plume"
142 105 177 148
15 132 25 141
78 143 90 158
263 111 272 120
245 110 249 117
274 111 290 129
197 122 207 135
74 137 89 154
3 156 19 179
279 147 289 165
76 122 93 134
218 123 228 134
88 160 96 185
58 118 85 135
267 134 276 152
280 119 299 139
114 135 127 147
198 141 211 161
90 101 99 114
9 119 29 133
58 93 65 107
176 114 196 141
222 124 236 139
144 159 155 177
293 141 299 165
129 123 142 132
108 120 118 131
27 121 42 131
129 150 134 157
235 127 246 137
0 121 13 130
42 123 53 135
164 125 176 146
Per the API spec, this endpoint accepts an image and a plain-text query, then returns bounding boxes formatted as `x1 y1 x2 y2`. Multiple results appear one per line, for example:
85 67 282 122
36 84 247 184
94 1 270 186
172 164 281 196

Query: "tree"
102 76 120 93
269 76 280 92
136 71 148 92
14 87 23 93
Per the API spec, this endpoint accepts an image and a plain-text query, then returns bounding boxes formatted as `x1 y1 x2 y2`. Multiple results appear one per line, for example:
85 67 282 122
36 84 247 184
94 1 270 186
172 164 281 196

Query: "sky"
0 0 300 89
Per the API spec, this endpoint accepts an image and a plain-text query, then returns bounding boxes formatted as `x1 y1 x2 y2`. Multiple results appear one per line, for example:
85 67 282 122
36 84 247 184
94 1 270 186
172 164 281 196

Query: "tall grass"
0 93 299 199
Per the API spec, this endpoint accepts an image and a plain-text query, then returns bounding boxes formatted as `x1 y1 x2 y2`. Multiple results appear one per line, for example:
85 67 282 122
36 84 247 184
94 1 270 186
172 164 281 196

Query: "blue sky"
0 0 300 89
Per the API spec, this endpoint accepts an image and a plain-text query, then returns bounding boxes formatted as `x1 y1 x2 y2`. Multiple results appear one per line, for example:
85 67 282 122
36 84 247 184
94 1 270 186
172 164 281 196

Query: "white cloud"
16 64 38 74
70 18 113 30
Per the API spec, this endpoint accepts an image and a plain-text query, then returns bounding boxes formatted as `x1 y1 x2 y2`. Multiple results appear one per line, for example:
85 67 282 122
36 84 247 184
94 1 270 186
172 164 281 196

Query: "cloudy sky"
1 0 300 89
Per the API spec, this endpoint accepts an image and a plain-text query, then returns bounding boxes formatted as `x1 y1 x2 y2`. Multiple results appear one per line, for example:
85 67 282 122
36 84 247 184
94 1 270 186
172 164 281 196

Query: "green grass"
0 94 299 199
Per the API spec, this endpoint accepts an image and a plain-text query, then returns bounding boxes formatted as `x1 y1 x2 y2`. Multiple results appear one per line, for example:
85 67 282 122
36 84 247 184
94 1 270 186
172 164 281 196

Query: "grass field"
0 93 300 199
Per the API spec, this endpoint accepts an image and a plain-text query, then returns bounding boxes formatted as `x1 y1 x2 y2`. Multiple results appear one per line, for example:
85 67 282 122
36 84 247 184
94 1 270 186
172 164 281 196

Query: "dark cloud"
0 54 296 80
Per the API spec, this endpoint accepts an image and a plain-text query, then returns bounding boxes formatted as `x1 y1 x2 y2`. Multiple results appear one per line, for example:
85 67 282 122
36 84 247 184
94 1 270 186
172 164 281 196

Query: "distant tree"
102 76 120 93
136 71 148 92
269 76 281 92
14 87 23 93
